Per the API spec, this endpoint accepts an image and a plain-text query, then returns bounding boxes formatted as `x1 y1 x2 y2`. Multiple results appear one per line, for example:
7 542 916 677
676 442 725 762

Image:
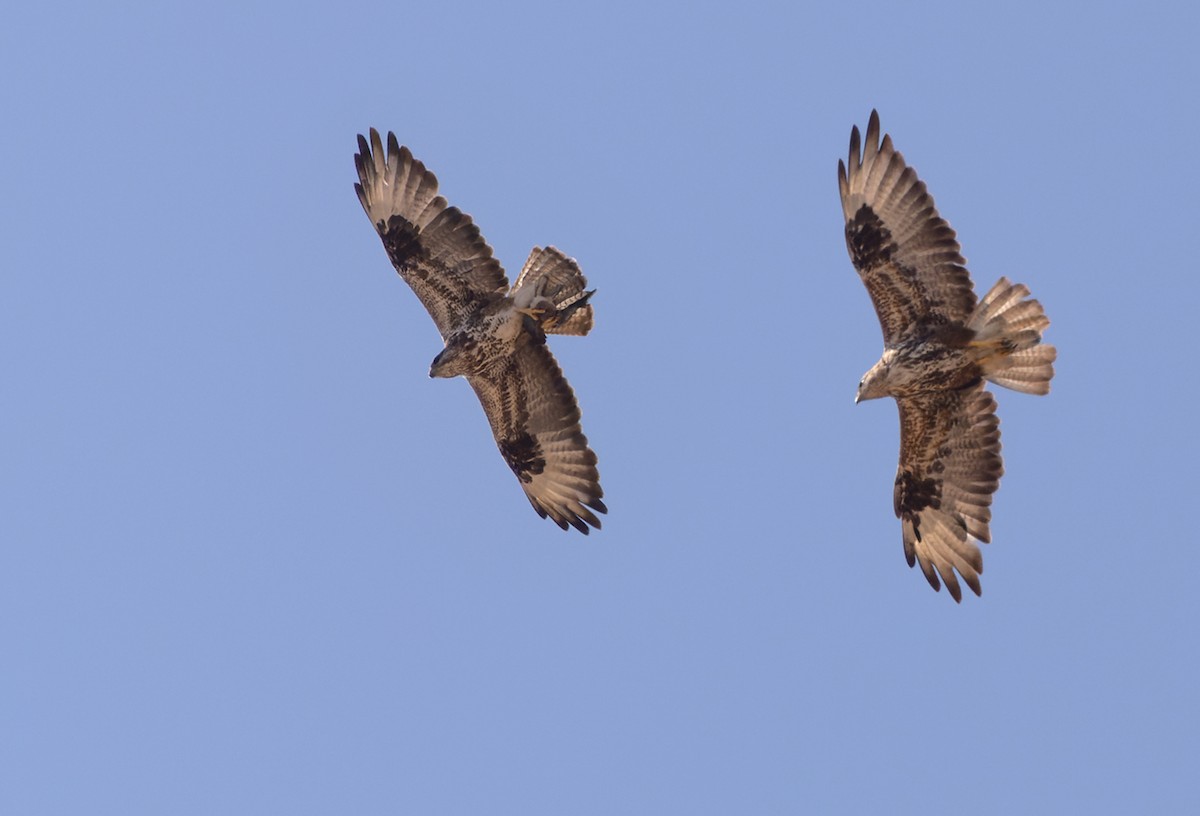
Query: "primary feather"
355 130 606 532
839 111 1056 600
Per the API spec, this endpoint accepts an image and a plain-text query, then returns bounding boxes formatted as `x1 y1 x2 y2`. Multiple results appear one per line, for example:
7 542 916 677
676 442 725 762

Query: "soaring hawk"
839 111 1056 600
355 130 605 532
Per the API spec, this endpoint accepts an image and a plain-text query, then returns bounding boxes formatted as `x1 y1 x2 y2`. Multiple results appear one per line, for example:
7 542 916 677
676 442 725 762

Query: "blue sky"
3 1 1197 813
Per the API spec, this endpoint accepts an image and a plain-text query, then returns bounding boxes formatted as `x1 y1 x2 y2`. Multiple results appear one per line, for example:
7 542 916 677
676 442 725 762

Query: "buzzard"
354 129 605 533
838 111 1056 600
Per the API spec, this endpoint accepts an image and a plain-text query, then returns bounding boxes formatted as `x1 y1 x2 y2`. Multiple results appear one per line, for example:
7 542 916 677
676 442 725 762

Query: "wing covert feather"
354 129 509 338
839 111 977 343
894 386 1003 601
467 337 605 533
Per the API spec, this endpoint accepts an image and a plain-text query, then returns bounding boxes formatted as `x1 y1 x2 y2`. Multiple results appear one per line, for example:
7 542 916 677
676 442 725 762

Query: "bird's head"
429 334 477 379
855 352 894 403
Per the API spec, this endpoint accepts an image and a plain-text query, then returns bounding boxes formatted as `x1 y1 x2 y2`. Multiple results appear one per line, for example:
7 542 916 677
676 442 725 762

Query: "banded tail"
511 246 596 336
968 277 1056 395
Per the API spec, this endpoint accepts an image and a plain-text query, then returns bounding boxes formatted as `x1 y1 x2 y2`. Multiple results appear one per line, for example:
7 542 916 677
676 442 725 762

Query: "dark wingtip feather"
968 547 984 573
944 572 963 603
964 572 982 598
918 556 940 593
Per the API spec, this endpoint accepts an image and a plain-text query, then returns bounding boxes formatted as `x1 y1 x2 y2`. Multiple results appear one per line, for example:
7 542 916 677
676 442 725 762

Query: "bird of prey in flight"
355 130 606 533
839 111 1056 600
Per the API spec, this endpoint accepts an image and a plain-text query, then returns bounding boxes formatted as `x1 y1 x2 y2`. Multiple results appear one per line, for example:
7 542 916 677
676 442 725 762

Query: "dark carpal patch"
845 205 897 269
381 214 470 309
380 215 424 268
894 469 942 540
499 433 546 483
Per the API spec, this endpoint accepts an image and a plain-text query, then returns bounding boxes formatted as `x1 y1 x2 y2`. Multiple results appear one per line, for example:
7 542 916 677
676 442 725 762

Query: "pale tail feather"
987 346 1057 395
969 277 1056 395
512 246 595 336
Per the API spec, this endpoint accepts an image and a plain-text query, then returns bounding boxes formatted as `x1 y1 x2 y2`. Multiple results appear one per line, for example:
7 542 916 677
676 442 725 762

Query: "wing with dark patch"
838 110 977 344
467 336 605 533
894 385 1003 601
354 129 509 338
511 246 595 336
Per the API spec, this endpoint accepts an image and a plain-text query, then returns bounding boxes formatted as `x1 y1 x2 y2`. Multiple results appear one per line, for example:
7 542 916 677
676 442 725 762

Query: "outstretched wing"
467 335 605 533
354 129 509 338
839 110 977 344
894 385 1003 601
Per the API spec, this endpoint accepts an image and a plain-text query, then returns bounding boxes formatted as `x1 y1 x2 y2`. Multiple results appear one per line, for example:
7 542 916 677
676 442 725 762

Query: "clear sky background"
3 1 1197 813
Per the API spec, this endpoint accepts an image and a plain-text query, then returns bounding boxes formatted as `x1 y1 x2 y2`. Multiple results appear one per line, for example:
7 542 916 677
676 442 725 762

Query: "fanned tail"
511 246 595 336
968 277 1056 395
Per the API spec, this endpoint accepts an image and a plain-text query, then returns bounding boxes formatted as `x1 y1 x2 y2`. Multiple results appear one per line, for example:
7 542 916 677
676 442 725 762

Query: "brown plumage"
839 111 1056 601
354 129 605 532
